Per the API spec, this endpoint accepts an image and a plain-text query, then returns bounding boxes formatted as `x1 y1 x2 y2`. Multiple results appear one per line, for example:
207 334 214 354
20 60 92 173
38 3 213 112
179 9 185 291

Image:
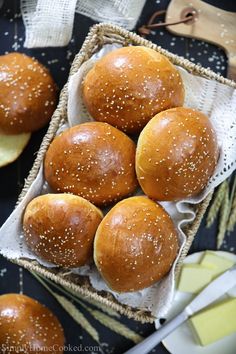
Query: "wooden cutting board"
166 0 236 80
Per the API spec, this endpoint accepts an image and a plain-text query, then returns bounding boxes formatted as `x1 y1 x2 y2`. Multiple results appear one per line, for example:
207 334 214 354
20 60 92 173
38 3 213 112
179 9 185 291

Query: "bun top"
83 46 184 134
94 196 179 292
136 107 219 201
23 193 103 267
0 293 64 353
44 122 138 206
0 53 57 134
0 132 31 167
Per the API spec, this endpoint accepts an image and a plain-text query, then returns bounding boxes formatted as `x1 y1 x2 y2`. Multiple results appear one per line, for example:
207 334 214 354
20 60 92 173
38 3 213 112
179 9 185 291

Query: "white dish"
162 251 236 354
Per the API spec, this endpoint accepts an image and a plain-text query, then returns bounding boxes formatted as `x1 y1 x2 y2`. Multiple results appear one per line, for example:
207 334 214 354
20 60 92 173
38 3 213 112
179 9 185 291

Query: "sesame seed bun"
94 196 179 292
136 107 219 201
0 53 57 134
23 194 103 267
82 46 184 134
0 293 64 353
44 122 138 206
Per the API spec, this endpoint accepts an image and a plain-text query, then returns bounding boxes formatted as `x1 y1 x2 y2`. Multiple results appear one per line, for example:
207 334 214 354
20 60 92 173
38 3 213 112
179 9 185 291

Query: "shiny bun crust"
94 196 179 292
23 194 103 267
44 122 138 206
0 294 64 353
82 46 184 134
136 107 219 201
0 53 57 134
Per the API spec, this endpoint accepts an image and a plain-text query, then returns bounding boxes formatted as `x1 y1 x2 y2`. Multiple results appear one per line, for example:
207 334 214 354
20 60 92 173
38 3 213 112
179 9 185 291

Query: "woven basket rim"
5 23 235 323
89 23 236 87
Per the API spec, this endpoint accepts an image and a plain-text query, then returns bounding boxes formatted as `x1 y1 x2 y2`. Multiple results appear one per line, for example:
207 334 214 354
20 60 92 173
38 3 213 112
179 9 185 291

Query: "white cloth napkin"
21 0 146 48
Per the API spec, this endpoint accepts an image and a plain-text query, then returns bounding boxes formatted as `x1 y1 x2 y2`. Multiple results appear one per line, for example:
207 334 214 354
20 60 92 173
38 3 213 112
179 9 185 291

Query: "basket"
11 23 236 323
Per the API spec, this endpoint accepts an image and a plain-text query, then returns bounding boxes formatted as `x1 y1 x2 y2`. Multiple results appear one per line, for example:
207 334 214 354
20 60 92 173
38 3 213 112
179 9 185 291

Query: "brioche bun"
0 132 31 167
44 122 138 206
94 196 179 292
0 53 57 134
82 46 184 134
23 194 103 267
136 107 219 201
0 293 64 353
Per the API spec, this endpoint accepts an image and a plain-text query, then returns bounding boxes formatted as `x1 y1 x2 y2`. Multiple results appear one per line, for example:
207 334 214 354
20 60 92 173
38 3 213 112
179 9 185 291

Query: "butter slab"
178 264 213 293
189 297 236 346
200 252 235 278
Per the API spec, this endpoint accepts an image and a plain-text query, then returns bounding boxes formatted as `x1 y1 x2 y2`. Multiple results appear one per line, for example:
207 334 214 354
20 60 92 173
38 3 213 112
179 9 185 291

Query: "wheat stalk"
36 273 121 321
88 309 143 344
206 180 228 228
227 176 236 233
54 294 100 343
217 183 230 249
31 272 100 344
33 272 120 318
30 272 143 344
62 285 120 318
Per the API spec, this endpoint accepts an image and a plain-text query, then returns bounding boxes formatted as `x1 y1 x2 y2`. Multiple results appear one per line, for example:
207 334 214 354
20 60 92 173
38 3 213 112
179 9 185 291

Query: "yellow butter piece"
178 264 213 293
200 252 235 278
189 298 236 346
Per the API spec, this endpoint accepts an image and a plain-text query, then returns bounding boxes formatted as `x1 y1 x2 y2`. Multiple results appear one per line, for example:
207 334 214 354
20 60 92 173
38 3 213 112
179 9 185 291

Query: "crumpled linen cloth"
20 0 146 48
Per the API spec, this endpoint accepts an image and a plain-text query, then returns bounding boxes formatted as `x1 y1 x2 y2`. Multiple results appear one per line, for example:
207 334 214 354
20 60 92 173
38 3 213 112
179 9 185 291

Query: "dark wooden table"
0 0 235 353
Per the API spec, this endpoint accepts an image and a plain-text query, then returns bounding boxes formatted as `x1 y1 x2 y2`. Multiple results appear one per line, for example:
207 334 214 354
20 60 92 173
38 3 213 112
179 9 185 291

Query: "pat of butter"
189 298 236 346
178 264 213 293
200 252 235 277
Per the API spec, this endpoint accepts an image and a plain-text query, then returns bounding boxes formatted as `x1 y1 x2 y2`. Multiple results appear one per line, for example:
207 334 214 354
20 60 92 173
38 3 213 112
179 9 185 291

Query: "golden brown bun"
44 122 138 206
0 293 64 353
23 193 103 267
0 132 31 167
0 53 57 134
136 107 219 201
94 196 179 292
82 46 184 134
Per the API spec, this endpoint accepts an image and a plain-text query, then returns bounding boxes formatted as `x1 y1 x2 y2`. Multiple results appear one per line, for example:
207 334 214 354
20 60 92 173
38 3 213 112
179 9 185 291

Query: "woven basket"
12 23 236 323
